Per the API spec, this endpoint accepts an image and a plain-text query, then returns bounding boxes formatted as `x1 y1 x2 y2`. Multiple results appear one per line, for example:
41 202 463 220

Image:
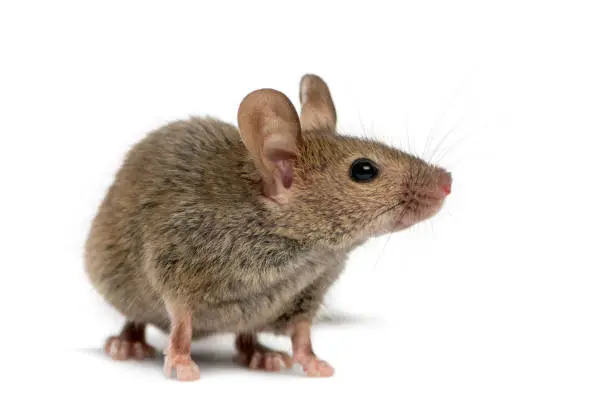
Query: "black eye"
350 158 379 183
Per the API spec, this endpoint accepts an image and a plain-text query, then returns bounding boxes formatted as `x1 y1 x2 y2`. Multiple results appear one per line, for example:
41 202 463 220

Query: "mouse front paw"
163 354 200 381
293 352 335 377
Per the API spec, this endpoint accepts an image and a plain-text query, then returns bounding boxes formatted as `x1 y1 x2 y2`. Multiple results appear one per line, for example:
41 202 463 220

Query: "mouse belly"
189 296 293 336
189 261 346 337
141 284 314 339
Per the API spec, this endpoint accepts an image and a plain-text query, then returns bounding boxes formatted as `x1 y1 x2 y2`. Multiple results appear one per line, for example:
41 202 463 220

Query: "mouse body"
85 74 452 380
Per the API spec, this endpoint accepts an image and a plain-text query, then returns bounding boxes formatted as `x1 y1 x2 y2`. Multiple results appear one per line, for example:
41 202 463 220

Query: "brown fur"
84 75 450 341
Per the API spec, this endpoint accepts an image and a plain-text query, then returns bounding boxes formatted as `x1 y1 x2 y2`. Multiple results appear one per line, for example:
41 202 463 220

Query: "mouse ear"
299 74 337 132
237 88 302 203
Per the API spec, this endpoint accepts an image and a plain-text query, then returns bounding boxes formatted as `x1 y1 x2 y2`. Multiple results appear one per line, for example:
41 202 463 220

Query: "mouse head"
238 74 452 248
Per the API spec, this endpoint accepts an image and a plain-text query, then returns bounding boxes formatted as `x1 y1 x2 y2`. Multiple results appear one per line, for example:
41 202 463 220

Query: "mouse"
84 74 452 381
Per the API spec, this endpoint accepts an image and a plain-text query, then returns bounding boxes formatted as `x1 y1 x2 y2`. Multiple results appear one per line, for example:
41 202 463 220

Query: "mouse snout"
397 166 452 229
437 169 452 196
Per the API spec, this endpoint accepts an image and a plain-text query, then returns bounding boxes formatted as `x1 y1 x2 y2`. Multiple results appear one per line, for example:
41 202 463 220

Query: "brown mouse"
84 74 452 381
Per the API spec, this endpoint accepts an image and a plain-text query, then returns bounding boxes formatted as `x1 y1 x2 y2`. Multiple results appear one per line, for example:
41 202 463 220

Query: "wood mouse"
84 74 452 381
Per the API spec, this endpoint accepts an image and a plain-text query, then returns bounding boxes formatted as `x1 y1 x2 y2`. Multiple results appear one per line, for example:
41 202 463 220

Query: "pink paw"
237 350 292 372
294 354 335 377
163 354 200 381
104 336 156 360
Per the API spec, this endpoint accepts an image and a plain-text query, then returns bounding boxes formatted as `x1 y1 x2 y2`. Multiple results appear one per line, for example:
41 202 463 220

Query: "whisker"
422 124 437 161
357 110 368 139
428 116 466 164
423 86 465 160
370 205 407 273
370 231 394 273
373 201 403 220
433 136 467 166
402 114 415 156
423 68 475 164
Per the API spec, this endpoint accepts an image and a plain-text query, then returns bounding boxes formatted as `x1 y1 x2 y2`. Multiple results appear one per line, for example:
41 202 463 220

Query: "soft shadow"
75 346 300 377
76 346 163 363
76 314 375 378
314 311 379 327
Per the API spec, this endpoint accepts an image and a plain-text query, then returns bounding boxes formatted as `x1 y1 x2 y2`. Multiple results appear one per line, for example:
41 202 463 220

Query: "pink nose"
438 170 452 195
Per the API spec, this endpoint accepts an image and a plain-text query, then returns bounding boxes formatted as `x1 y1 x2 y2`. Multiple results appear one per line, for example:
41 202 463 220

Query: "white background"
1 1 611 404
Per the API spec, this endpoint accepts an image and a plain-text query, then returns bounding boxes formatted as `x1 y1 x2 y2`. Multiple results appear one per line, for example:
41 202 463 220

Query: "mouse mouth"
394 199 445 230
388 186 448 231
367 193 447 237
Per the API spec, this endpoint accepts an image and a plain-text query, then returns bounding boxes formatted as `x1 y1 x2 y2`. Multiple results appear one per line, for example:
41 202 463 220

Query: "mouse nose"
437 170 452 196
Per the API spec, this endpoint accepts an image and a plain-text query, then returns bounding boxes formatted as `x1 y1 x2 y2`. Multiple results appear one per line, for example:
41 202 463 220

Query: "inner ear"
237 88 302 202
299 74 337 132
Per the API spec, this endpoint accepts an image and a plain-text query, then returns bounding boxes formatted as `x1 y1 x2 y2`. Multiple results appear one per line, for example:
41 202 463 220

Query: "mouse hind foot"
235 333 292 372
104 321 156 360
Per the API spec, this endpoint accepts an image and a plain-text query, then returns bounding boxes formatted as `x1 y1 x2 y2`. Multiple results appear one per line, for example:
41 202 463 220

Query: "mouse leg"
104 321 156 360
235 333 292 372
162 304 200 381
290 320 335 377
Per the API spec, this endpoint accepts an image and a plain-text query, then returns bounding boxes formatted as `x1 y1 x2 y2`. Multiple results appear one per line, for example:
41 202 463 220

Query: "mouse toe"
104 336 156 360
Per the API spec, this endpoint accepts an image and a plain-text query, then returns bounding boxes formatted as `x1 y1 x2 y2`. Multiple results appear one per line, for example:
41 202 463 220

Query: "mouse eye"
350 158 379 183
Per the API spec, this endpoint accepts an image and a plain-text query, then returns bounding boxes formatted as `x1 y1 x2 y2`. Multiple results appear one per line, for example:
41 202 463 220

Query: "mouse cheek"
416 199 445 224
398 211 419 229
